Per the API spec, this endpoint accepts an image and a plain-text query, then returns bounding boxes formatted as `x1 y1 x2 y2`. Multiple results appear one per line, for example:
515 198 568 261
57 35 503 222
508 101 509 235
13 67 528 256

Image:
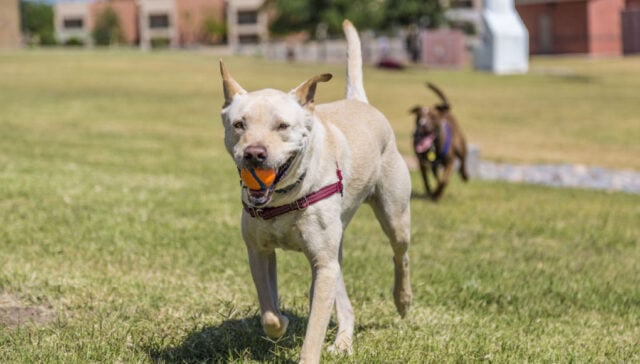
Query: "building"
0 0 21 49
226 0 268 51
515 0 640 55
54 0 244 49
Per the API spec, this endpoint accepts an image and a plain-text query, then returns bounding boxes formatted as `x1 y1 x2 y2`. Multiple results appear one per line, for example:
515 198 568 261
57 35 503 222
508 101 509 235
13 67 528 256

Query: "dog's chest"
246 219 305 252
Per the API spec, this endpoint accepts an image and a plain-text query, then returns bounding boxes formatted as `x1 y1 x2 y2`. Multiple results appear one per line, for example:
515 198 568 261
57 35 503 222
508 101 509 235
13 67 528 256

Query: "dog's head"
219 61 332 206
410 83 451 155
410 104 449 154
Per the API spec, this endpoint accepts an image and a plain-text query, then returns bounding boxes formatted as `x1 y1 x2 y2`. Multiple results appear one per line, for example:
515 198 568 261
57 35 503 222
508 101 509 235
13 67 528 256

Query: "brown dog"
411 83 468 200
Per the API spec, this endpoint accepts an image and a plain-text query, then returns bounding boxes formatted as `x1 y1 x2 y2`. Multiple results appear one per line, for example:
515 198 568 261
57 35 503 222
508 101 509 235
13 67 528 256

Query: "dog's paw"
394 287 413 318
327 335 353 356
261 311 289 339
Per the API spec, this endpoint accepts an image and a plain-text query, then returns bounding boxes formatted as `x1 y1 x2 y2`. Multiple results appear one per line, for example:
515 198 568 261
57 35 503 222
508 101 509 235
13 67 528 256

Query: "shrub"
92 7 124 46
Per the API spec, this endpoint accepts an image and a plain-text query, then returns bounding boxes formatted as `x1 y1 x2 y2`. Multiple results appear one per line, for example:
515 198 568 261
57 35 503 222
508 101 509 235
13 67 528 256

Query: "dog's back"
316 21 404 209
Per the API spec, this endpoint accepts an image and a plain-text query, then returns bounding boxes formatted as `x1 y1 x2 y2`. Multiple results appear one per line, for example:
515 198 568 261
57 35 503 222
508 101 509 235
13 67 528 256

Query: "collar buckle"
294 196 309 210
250 207 264 218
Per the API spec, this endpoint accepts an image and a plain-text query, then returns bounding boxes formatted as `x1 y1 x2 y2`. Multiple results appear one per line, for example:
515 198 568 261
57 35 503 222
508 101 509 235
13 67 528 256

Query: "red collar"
243 167 343 220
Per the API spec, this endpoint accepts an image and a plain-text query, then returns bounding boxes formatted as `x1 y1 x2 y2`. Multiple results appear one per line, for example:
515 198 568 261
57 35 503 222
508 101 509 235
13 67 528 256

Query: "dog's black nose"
244 145 268 163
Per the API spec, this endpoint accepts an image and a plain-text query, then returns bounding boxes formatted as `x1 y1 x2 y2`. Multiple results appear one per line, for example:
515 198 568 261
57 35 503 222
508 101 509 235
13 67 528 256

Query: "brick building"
516 0 640 55
0 0 22 49
54 0 262 49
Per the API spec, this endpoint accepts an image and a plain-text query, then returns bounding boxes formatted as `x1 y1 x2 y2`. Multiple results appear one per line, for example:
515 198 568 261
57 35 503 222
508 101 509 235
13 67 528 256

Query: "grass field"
1 50 639 363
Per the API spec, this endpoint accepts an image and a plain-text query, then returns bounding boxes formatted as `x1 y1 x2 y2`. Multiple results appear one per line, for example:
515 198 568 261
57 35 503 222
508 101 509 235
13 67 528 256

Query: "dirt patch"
0 292 57 329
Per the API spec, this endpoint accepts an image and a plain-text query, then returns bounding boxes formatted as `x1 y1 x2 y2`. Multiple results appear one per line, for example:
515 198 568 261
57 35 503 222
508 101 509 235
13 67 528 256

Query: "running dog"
411 83 469 200
219 20 412 363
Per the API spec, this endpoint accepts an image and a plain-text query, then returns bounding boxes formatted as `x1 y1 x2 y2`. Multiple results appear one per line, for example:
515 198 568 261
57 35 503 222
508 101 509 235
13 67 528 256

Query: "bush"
202 16 227 44
92 7 124 46
64 37 84 47
151 37 170 48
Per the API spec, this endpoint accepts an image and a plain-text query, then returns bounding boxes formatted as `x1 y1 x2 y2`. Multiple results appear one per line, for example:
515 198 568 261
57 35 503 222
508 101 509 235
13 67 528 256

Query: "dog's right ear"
220 60 247 108
290 73 332 108
409 105 423 115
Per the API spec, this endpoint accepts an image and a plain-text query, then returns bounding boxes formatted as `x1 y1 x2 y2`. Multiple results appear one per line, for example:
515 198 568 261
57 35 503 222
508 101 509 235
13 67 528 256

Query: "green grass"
1 50 639 363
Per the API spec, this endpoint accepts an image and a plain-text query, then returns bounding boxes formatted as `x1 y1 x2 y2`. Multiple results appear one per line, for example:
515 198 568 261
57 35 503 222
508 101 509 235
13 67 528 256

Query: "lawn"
0 50 639 363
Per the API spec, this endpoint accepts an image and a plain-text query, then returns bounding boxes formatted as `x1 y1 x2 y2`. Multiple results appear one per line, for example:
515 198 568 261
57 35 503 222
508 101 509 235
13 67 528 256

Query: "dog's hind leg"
457 150 469 182
247 247 289 339
369 151 413 317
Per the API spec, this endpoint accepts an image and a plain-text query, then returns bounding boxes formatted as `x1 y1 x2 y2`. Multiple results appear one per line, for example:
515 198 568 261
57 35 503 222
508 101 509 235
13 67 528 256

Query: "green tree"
20 0 56 45
266 0 445 36
266 0 385 37
202 15 227 44
92 7 124 46
382 0 447 29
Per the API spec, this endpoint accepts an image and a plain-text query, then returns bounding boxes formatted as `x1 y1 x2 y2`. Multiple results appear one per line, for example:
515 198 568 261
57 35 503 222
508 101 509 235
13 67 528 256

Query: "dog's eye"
232 121 245 130
277 122 289 131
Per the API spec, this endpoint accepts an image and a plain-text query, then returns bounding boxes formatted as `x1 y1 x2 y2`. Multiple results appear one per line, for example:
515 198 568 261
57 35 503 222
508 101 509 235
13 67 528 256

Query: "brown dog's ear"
409 105 423 115
290 73 332 108
220 60 247 108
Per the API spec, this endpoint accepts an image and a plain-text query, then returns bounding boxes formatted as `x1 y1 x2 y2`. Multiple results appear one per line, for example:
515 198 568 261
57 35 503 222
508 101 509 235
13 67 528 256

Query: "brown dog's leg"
419 160 433 197
433 162 455 200
459 158 469 181
456 149 469 182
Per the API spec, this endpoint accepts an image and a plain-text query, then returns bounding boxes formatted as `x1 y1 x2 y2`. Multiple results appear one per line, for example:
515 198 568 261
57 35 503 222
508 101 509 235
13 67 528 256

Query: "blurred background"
3 0 639 66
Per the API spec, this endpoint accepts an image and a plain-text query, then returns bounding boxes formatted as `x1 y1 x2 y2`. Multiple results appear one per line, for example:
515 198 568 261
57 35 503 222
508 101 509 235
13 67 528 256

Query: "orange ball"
241 168 276 190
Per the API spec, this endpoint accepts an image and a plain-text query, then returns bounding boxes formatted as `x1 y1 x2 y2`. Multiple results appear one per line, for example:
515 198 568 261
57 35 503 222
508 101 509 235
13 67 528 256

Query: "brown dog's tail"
426 82 450 111
343 20 369 104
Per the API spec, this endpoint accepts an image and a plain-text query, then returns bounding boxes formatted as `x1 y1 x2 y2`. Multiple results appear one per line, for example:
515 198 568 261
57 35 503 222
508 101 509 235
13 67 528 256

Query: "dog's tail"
426 82 450 110
343 20 369 104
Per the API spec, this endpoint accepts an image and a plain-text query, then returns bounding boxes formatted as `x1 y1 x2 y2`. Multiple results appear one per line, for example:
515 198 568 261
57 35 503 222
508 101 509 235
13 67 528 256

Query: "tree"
266 0 385 38
92 7 124 46
382 0 447 29
202 15 227 44
20 0 56 45
265 0 446 37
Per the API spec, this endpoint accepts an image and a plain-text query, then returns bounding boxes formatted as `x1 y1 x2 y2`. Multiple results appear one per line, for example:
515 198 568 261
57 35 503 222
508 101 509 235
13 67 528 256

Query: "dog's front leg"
419 160 433 197
247 247 289 339
328 243 354 355
300 253 340 364
434 162 455 200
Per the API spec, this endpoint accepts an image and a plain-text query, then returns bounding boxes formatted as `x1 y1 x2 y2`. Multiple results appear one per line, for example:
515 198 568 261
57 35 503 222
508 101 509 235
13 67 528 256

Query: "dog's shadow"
149 311 306 363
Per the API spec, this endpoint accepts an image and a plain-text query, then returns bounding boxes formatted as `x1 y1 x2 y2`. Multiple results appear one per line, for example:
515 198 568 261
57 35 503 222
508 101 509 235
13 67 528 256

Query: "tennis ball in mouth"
241 168 276 190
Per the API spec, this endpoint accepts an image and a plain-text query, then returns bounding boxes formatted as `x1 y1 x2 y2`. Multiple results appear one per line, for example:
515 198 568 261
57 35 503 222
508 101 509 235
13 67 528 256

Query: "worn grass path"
0 50 639 362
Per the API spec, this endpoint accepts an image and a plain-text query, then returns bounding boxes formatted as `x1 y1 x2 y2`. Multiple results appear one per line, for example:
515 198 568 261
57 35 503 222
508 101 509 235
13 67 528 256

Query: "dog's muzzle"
414 133 436 154
243 155 296 206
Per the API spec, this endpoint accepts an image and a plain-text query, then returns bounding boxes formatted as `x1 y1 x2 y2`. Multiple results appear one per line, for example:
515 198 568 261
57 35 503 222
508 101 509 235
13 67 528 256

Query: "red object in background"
421 30 467 69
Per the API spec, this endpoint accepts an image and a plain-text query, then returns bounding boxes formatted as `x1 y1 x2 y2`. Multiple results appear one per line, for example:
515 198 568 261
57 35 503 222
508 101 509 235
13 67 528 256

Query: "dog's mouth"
245 155 295 206
415 133 436 154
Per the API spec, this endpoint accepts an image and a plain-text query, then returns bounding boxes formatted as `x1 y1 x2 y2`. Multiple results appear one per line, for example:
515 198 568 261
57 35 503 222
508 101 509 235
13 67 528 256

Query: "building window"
237 10 258 25
63 18 83 29
239 34 259 44
450 0 473 8
149 14 170 29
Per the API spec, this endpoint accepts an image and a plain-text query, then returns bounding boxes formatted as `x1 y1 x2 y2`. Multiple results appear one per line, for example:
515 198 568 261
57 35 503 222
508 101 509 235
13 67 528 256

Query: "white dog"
219 20 412 363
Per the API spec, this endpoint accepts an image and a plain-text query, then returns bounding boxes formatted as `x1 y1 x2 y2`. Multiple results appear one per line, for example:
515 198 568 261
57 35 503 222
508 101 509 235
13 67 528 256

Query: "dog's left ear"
290 73 332 108
409 105 423 115
220 60 247 108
